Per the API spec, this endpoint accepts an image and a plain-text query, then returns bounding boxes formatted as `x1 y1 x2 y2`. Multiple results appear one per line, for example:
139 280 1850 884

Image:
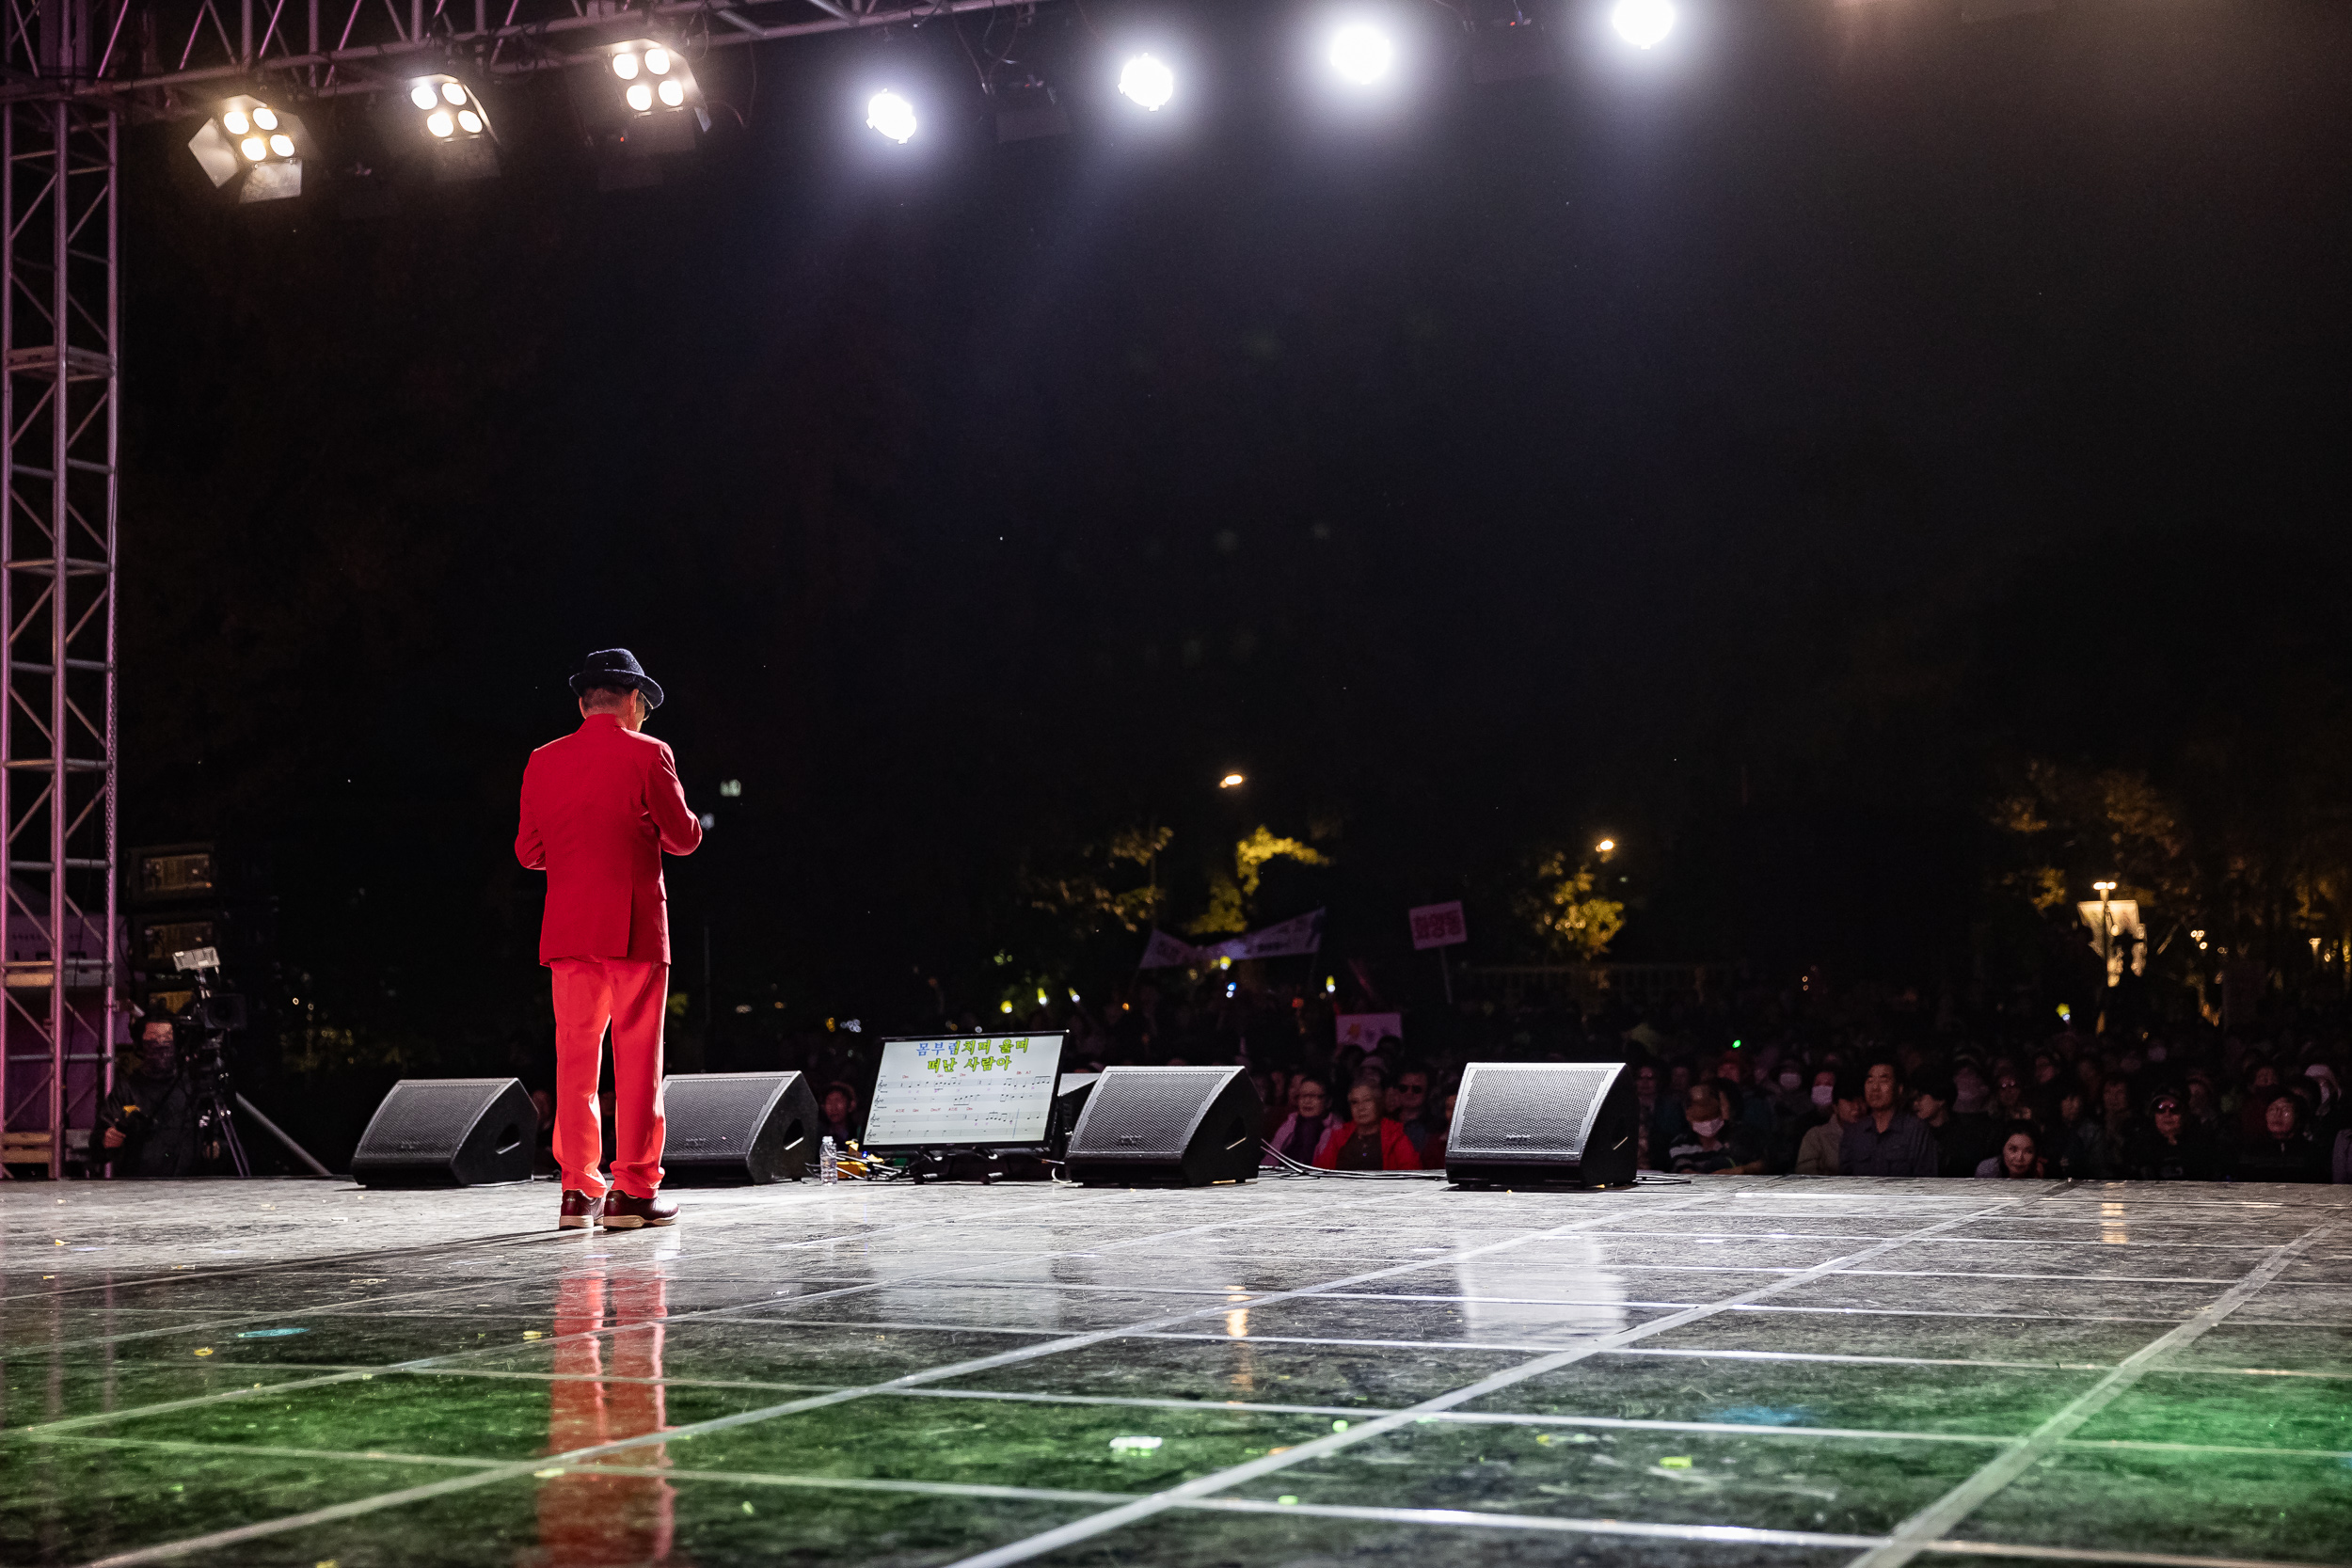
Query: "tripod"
174 955 252 1179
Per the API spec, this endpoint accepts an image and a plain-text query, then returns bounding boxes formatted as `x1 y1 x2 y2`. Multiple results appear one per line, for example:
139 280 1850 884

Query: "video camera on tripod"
169 944 253 1176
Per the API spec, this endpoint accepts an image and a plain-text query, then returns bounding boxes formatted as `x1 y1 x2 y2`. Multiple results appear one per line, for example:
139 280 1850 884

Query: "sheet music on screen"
864 1034 1063 1147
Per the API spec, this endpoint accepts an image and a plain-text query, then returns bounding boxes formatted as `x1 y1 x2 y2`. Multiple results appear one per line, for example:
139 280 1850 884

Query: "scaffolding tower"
0 0 121 1179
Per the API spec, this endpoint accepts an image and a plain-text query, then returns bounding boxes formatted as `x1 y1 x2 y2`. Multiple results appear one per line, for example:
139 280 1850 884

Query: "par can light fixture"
1612 0 1677 49
1119 53 1176 110
600 39 709 148
186 95 311 203
1327 23 1395 85
866 89 917 144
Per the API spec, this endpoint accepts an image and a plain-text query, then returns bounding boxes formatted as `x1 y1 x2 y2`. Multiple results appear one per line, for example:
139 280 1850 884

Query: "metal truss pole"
1 0 120 1180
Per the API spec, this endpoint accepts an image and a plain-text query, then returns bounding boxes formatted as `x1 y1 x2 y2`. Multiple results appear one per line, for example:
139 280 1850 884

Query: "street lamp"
1220 773 1245 788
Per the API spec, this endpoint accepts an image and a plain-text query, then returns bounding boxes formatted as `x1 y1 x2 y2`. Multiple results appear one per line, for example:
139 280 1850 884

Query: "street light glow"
1612 0 1677 49
1220 772 1245 788
2093 880 2118 893
1597 838 1615 853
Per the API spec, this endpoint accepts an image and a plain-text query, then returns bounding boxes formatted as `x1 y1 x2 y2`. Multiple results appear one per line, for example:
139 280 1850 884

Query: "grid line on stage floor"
4 1177 2348 1568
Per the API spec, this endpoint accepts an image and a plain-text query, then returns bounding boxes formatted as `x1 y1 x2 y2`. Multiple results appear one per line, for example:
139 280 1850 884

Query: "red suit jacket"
516 714 703 966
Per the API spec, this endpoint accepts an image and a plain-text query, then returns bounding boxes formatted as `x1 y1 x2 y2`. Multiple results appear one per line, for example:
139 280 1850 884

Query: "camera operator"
100 1018 203 1179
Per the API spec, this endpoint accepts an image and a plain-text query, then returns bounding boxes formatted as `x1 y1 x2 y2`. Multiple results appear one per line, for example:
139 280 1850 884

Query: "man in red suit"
516 649 703 1230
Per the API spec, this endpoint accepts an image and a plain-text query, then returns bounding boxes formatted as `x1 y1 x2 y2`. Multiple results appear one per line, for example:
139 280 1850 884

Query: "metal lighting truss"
1 0 119 1179
1 0 1050 106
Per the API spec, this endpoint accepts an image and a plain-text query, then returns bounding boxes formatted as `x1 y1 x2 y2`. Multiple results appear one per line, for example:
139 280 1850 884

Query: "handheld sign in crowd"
864 1034 1064 1148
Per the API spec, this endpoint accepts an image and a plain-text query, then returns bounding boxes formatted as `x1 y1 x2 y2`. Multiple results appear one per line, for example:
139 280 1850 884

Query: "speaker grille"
364 1080 502 1153
1070 1067 1232 1160
664 1075 767 1150
1453 1066 1608 1160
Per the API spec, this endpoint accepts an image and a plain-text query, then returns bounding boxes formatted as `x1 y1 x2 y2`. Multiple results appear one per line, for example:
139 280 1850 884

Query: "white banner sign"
1137 909 1327 968
1336 1012 1405 1052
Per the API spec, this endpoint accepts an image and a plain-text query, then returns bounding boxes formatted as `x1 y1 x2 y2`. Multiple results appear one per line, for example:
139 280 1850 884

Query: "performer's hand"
103 1126 125 1148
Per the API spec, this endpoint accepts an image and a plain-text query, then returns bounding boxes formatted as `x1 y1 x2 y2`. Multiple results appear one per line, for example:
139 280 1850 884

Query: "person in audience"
1795 1071 1864 1174
1843 1057 1940 1176
818 1081 861 1143
1265 1076 1340 1166
1913 1068 1993 1177
2099 1073 2136 1149
1668 1082 1767 1175
1993 1069 2034 1129
1314 1079 1422 1170
2233 1088 2328 1182
2051 1086 2112 1180
1386 1066 1439 1162
2125 1088 2217 1180
1633 1062 1663 1169
1978 1126 2045 1179
1426 1082 1459 1169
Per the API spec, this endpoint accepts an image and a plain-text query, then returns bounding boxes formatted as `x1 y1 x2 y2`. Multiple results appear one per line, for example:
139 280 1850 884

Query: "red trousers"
550 957 668 1199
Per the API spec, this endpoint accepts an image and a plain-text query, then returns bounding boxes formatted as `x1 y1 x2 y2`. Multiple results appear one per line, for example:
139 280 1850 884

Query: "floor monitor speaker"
1443 1062 1639 1189
351 1078 536 1188
1063 1066 1263 1186
660 1070 822 1184
1047 1072 1099 1163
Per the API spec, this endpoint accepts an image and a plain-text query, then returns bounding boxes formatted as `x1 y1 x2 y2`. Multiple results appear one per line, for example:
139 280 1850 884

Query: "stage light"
867 89 917 144
400 74 498 180
1120 54 1175 110
1328 23 1394 84
1612 0 1676 49
187 95 310 203
593 38 709 157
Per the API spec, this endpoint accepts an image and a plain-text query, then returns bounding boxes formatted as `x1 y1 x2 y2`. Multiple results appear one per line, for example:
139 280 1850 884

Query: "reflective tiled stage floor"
4 1176 2347 1568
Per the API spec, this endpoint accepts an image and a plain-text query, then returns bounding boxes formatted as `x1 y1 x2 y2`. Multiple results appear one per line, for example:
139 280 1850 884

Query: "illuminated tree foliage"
1521 852 1626 960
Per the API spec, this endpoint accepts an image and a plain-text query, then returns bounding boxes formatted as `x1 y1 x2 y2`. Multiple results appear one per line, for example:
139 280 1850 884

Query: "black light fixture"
402 73 500 182
186 94 317 203
601 38 709 151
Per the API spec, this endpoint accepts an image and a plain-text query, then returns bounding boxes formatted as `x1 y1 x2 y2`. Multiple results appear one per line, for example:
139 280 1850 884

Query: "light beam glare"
867 89 917 143
1119 54 1175 110
1612 0 1676 49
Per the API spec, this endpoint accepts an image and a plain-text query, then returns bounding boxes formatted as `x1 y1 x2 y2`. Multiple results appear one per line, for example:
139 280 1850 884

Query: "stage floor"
3 1175 2347 1568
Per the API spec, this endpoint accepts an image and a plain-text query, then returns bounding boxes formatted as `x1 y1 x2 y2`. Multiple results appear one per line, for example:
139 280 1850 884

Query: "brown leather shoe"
600 1191 678 1229
558 1189 604 1230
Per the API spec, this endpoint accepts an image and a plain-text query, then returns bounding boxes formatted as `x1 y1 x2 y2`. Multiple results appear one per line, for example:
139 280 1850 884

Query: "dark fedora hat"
570 648 664 710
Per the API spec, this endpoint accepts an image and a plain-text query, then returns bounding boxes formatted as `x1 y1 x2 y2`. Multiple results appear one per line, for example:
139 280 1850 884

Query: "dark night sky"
119 0 2352 1059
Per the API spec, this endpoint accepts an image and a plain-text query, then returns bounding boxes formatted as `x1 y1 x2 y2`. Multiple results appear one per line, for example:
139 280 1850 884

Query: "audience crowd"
739 974 2352 1182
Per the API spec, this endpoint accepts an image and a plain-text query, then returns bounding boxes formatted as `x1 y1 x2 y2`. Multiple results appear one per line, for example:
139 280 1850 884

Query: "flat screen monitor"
864 1033 1064 1148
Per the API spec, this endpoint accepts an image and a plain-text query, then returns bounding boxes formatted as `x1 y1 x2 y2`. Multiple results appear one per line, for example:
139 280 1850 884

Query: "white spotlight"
626 81 654 112
441 82 466 104
268 134 294 158
457 110 484 134
426 111 454 137
1612 0 1676 49
1328 23 1394 84
866 89 917 144
644 47 671 75
409 85 437 110
1119 53 1175 110
252 105 279 131
657 77 685 107
239 135 266 161
223 109 250 135
612 51 640 80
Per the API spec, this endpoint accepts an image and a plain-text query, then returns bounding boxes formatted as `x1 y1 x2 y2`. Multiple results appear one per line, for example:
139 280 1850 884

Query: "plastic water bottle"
818 1136 838 1184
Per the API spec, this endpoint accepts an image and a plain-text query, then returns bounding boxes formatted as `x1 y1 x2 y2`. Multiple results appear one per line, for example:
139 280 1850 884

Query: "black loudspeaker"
352 1078 537 1188
1047 1072 1099 1163
660 1070 822 1185
1064 1066 1263 1186
1444 1061 1639 1189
